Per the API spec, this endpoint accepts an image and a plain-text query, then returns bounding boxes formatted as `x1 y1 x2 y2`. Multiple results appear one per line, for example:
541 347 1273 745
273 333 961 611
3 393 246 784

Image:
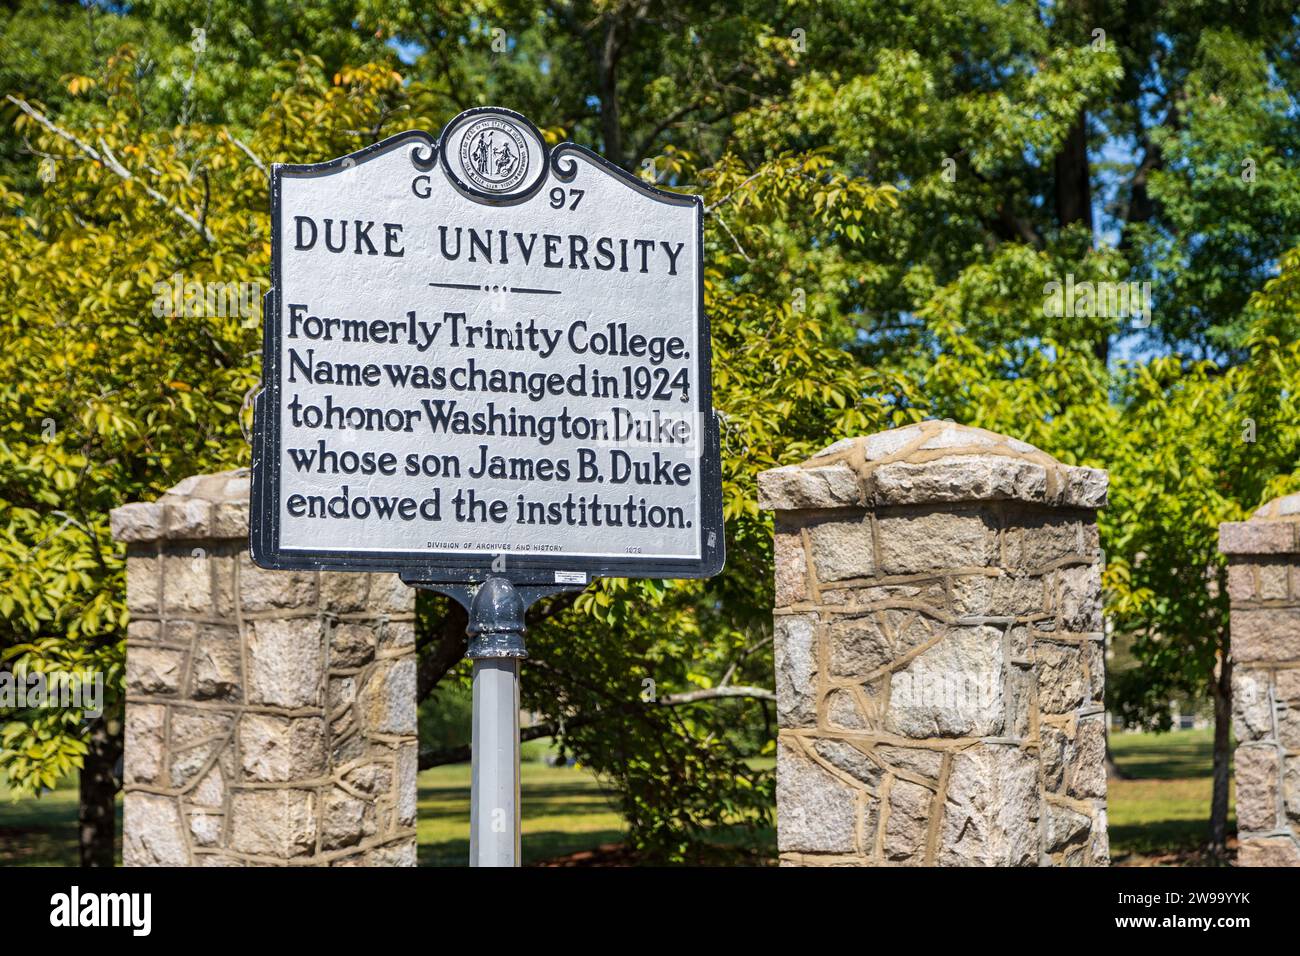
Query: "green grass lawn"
1107 727 1235 864
0 730 1231 866
0 761 622 867
0 775 99 867
418 761 625 866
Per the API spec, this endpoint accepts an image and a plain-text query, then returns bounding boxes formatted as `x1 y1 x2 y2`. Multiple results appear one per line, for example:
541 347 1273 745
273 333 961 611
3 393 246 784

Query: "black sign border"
251 113 724 586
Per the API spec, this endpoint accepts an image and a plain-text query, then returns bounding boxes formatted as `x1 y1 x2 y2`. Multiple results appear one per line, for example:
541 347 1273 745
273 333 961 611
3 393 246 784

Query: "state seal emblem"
458 116 529 193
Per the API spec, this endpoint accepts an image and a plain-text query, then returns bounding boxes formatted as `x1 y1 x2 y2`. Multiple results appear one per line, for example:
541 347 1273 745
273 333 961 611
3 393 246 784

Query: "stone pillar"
1220 492 1300 866
758 421 1109 866
110 470 418 866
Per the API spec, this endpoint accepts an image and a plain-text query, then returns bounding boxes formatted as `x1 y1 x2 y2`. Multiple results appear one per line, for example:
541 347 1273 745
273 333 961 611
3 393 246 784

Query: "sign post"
466 578 524 867
250 107 723 865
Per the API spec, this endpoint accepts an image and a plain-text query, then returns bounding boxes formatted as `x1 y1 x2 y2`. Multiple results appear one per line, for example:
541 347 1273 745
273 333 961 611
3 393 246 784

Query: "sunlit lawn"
0 761 622 867
0 775 106 866
1107 727 1235 864
418 761 626 866
0 731 1230 866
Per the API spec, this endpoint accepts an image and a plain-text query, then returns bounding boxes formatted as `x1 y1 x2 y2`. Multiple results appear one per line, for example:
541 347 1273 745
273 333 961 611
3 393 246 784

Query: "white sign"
250 108 723 583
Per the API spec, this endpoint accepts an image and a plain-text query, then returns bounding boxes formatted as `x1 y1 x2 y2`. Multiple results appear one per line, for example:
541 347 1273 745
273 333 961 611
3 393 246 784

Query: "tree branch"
658 685 775 705
712 211 750 260
631 99 703 169
415 598 467 701
706 168 767 213
416 684 773 768
7 95 215 243
225 130 268 175
418 719 586 769
415 588 583 701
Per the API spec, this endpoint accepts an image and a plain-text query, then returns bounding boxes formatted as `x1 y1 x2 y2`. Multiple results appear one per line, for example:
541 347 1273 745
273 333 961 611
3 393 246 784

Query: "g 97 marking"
549 187 584 210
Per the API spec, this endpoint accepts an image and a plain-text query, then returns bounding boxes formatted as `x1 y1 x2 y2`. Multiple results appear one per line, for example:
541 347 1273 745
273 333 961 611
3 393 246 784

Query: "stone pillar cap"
757 420 1108 511
1219 491 1300 555
110 468 250 543
1252 492 1300 521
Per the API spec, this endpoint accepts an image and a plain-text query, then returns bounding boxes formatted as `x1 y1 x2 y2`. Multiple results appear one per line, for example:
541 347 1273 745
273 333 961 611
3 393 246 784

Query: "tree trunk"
598 17 625 169
79 713 122 867
416 595 469 702
1103 720 1126 780
1208 653 1233 858
1054 112 1093 232
1053 109 1108 364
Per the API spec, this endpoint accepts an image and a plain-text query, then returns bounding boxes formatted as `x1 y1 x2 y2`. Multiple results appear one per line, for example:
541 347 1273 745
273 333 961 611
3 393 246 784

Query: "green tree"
1 46 912 862
0 47 266 863
1101 261 1300 853
5 0 1300 864
916 243 1300 855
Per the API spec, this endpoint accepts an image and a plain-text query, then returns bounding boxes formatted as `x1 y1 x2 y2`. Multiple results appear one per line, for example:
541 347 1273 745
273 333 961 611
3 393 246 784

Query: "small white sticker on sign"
555 571 588 585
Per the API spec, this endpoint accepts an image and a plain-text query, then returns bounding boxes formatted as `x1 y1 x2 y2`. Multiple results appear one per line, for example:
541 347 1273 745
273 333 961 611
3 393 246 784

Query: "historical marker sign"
251 108 724 584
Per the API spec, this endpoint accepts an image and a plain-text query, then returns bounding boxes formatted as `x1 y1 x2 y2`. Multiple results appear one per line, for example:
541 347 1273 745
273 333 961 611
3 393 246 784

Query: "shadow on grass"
1109 730 1222 780
0 826 80 867
0 781 122 867
1106 729 1239 865
419 828 627 867
419 785 620 818
1109 819 1213 856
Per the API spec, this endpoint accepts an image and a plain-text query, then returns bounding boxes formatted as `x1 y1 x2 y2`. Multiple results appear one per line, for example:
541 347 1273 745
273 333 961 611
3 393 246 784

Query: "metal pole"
466 577 526 867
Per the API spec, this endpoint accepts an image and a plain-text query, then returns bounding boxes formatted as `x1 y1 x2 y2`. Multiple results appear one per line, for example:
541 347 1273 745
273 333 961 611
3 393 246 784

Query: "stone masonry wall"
759 421 1109 866
1221 492 1300 866
110 470 418 866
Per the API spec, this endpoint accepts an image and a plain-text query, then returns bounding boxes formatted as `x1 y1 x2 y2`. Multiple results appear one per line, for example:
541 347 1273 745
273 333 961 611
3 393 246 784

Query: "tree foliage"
2 0 1299 861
